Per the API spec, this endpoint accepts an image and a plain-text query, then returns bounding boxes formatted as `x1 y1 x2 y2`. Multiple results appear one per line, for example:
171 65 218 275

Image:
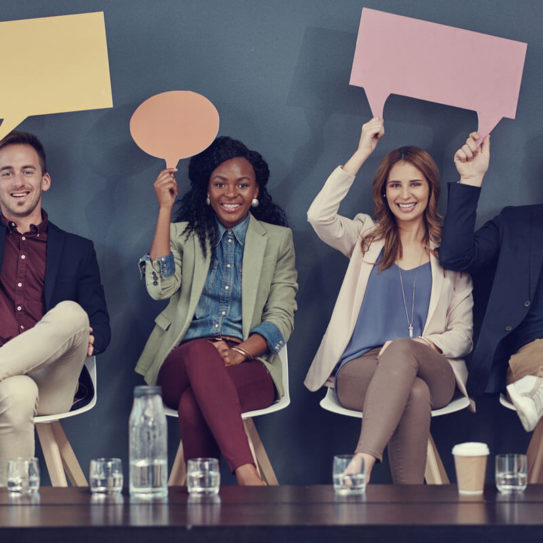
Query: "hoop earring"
206 196 211 205
251 198 259 208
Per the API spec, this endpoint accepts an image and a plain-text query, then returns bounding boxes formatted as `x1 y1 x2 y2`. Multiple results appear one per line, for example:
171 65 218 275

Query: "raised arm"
453 132 490 188
307 118 384 256
343 117 384 176
150 168 178 260
141 168 182 300
440 133 499 273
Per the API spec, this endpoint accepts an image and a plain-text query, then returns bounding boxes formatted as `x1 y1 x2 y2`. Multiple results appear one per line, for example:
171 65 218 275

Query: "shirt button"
21 254 26 260
20 325 24 330
225 285 229 290
17 282 22 287
16 306 22 311
222 311 226 316
215 324 219 328
228 238 232 243
524 300 531 307
505 325 512 332
226 264 231 268
21 236 26 241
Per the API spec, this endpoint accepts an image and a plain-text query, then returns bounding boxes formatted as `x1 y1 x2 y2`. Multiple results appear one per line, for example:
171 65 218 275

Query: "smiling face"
207 157 259 228
0 143 51 227
385 161 429 227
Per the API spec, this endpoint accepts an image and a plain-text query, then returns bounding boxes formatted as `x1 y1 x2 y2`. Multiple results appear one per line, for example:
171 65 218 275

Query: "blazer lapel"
242 215 266 337
425 249 442 329
44 224 63 310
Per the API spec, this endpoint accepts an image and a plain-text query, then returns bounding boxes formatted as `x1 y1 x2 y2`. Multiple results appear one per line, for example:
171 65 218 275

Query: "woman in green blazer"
136 137 297 485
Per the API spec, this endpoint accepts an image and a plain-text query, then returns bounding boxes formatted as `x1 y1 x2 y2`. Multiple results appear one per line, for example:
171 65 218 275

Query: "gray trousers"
0 301 89 484
336 338 456 484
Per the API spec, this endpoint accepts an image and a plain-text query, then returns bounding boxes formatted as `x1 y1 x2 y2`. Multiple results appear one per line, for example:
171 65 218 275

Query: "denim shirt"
142 216 284 353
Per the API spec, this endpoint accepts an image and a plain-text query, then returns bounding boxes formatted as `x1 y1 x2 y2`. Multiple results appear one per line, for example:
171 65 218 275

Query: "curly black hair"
174 136 288 255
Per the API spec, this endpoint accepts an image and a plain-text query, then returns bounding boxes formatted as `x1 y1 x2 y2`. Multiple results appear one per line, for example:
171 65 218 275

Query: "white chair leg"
425 434 449 484
168 440 187 486
243 418 278 486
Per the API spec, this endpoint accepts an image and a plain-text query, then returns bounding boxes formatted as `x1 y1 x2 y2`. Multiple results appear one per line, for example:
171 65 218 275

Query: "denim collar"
215 214 250 246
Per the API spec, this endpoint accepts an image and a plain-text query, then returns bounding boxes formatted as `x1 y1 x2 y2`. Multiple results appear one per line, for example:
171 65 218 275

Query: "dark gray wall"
2 0 540 484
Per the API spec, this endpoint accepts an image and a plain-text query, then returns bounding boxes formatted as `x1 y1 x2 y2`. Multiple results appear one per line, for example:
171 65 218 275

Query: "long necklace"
398 249 425 338
398 267 417 338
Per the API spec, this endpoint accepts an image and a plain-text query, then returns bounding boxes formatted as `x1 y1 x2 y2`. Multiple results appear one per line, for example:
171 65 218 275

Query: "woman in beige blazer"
137 137 297 486
305 118 472 484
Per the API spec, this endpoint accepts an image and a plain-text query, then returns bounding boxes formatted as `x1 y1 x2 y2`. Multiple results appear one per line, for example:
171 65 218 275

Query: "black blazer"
440 182 543 396
0 220 111 354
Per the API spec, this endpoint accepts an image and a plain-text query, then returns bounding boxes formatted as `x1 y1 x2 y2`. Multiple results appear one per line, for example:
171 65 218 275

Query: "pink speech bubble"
350 8 527 138
130 91 220 168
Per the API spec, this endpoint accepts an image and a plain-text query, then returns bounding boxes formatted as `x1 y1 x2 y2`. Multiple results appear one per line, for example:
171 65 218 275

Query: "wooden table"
1 485 543 543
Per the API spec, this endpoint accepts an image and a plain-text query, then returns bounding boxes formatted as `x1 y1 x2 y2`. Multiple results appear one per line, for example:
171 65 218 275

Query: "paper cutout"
350 8 527 137
0 12 113 141
130 91 220 169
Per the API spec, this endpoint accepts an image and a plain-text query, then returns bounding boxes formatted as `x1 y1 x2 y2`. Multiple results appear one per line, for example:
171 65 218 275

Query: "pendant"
409 325 413 338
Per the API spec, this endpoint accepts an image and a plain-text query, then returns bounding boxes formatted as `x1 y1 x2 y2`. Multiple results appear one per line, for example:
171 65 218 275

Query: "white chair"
166 346 290 486
500 393 543 483
34 356 97 487
320 387 471 484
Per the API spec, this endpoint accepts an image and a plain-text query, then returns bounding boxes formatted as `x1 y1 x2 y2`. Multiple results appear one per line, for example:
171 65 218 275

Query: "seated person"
0 131 110 484
305 118 473 484
440 133 543 431
136 136 297 486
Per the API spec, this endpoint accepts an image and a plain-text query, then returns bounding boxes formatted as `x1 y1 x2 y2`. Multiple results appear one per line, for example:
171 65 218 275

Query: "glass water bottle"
129 385 168 498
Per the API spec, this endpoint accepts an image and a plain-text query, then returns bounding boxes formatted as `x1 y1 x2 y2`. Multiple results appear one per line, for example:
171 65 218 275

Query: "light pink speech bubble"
350 8 527 138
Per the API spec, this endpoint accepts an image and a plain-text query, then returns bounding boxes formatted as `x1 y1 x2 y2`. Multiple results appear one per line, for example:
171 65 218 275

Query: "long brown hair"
361 146 442 271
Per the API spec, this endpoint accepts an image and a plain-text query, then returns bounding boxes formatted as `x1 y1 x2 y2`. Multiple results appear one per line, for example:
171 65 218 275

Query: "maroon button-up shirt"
0 211 48 346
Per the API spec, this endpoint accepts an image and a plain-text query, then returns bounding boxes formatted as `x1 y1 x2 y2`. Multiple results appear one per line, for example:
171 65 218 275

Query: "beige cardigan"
304 167 473 402
136 214 298 396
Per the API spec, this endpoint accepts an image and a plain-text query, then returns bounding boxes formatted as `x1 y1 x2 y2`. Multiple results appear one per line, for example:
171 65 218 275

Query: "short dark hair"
0 131 47 174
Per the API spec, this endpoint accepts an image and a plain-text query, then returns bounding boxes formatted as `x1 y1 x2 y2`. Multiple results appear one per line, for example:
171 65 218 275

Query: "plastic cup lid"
452 442 489 456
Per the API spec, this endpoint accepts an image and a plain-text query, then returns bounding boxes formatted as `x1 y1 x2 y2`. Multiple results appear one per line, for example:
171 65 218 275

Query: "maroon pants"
157 338 275 472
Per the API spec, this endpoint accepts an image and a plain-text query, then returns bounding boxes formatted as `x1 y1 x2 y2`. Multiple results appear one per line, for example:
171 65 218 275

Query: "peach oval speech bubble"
130 90 220 168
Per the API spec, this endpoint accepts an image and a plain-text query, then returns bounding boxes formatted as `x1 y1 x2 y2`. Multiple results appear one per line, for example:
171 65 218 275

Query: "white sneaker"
507 375 543 432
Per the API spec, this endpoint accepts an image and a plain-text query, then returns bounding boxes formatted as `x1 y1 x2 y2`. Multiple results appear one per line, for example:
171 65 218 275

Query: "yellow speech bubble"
0 12 113 140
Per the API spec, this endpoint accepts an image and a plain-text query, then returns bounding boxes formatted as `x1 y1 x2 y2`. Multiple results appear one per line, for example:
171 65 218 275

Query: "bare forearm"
150 207 172 260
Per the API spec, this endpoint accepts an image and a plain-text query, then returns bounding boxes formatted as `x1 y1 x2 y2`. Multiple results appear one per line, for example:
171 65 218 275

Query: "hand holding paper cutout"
153 168 179 210
130 91 220 169
454 133 491 187
357 117 385 157
350 8 527 138
0 12 113 140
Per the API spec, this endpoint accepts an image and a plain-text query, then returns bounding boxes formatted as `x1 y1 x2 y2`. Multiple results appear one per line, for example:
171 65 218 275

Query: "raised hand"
454 132 490 187
154 168 178 209
357 117 385 157
343 117 384 177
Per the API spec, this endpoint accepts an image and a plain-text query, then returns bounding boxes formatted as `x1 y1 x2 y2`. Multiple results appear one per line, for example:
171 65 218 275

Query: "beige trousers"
506 338 543 386
336 338 456 484
0 301 89 485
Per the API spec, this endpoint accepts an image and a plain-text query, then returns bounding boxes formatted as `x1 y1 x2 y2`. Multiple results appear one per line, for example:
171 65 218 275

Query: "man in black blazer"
440 133 543 432
0 131 110 483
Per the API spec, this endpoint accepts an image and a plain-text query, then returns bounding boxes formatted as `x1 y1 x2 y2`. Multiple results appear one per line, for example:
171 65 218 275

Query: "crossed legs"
336 338 456 484
0 301 90 484
157 338 275 485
